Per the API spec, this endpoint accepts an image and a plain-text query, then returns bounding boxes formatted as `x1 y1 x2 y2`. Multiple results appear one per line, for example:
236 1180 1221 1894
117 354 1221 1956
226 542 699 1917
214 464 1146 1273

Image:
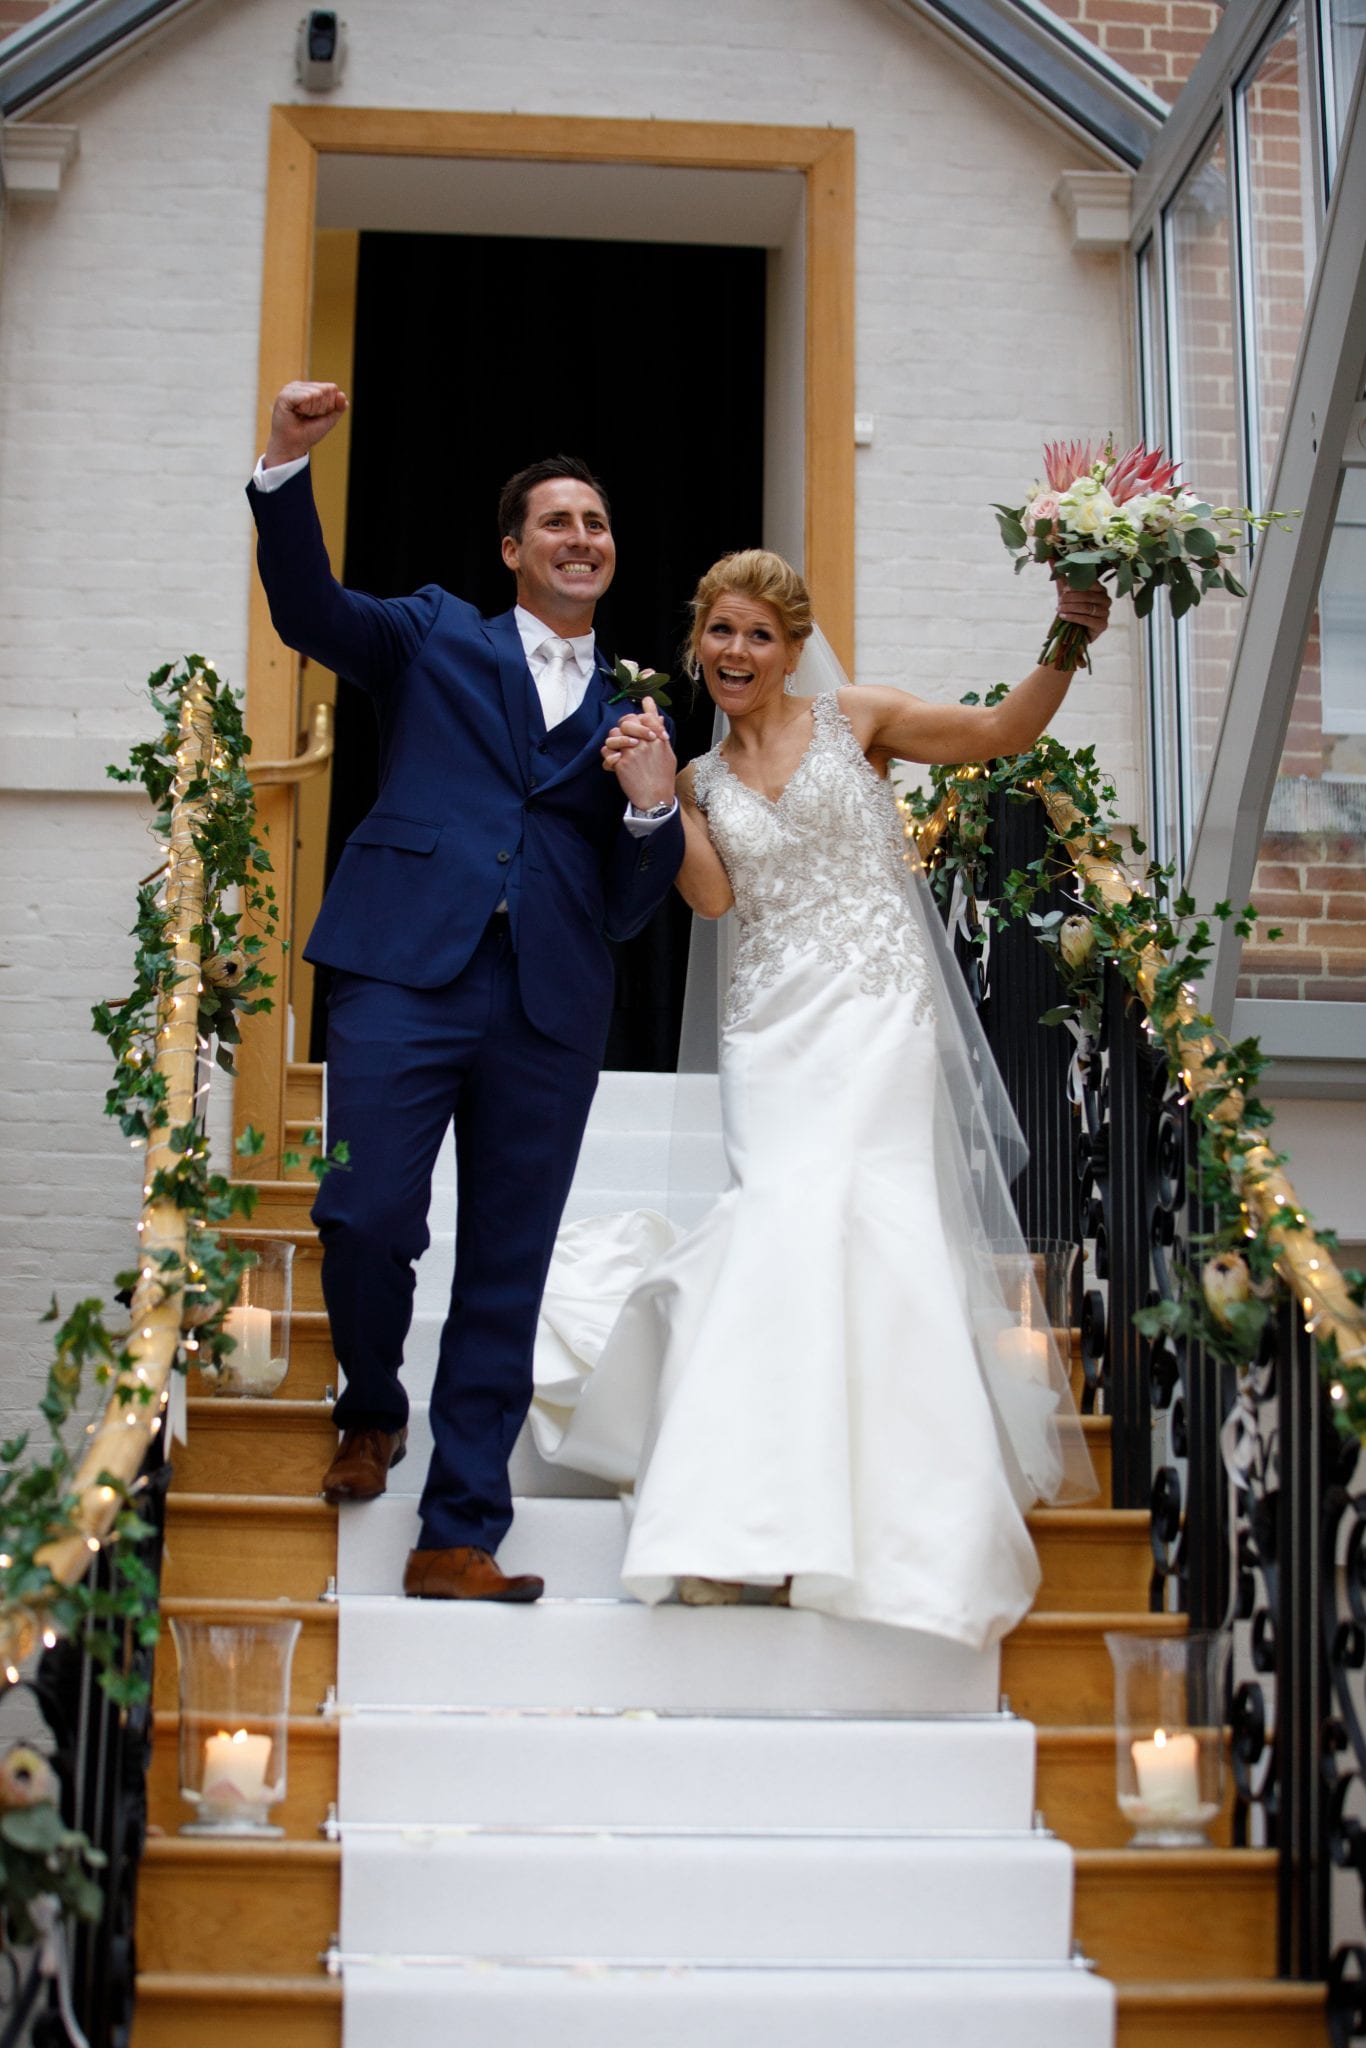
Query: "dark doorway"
312 228 767 1066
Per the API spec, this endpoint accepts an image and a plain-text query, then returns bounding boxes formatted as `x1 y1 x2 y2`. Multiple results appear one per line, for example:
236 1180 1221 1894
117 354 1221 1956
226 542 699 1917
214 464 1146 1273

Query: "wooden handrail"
25 680 215 1616
246 699 333 786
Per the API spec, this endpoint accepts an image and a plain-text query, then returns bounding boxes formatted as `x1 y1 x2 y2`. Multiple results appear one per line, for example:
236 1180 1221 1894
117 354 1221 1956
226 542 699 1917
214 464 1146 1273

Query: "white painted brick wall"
0 0 1137 1421
0 793 155 1438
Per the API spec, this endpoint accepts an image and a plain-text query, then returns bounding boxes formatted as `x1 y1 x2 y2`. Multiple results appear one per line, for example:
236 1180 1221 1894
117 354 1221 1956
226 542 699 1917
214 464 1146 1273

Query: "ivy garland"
0 655 338 1711
906 700 1366 1439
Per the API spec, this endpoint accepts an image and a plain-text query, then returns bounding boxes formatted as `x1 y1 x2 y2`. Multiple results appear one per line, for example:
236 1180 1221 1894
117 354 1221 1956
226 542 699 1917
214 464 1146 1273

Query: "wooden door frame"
239 106 855 1161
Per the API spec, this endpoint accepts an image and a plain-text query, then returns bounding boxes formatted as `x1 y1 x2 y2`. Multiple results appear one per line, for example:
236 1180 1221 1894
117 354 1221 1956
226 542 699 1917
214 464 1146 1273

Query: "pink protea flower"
1106 441 1181 504
1042 439 1107 491
1041 436 1182 501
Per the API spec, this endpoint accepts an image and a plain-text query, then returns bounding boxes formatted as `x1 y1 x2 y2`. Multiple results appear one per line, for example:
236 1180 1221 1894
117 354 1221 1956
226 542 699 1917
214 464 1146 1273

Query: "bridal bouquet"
994 438 1293 671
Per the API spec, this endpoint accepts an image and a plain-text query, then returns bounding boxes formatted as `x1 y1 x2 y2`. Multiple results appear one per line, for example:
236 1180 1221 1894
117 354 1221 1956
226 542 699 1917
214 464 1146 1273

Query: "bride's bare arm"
838 586 1110 765
675 763 734 918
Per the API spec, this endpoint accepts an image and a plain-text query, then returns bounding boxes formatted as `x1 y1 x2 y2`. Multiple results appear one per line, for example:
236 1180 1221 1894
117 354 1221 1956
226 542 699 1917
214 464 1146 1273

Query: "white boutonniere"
607 658 672 711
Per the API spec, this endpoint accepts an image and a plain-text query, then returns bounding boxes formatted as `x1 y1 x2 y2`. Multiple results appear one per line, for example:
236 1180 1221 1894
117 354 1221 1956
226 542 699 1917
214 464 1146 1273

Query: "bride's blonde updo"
686 549 814 677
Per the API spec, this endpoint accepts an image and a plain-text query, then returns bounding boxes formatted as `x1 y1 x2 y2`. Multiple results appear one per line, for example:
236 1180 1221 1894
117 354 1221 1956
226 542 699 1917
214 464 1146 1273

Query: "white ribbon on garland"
28 1894 92 2048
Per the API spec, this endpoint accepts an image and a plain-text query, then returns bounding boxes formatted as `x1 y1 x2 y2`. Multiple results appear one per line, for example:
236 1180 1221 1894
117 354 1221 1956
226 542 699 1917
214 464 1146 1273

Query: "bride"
535 549 1107 1650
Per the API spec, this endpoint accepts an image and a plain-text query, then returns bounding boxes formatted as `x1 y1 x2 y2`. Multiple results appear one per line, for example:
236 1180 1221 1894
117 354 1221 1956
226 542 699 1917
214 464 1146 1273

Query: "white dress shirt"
251 453 677 833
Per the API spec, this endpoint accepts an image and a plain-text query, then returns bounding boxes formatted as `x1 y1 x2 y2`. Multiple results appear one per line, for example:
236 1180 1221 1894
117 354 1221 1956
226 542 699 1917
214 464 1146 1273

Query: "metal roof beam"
0 0 205 118
885 0 1166 168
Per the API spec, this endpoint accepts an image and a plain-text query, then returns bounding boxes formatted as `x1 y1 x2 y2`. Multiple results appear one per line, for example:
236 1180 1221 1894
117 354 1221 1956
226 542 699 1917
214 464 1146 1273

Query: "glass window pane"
1324 0 1366 168
1240 8 1316 502
1166 127 1242 834
1239 469 1366 1002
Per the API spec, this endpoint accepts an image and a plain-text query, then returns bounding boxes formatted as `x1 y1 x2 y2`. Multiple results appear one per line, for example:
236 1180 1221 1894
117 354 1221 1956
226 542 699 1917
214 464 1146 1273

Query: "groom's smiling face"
501 478 616 628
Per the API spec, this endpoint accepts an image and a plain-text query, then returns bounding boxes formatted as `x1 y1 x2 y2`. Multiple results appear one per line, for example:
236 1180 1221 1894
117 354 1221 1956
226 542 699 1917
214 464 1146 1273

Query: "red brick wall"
1040 0 1224 105
1233 23 1366 1002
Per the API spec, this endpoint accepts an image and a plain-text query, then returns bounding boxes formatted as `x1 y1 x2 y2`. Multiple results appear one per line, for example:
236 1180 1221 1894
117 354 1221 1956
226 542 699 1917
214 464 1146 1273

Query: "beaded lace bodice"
691 692 934 1029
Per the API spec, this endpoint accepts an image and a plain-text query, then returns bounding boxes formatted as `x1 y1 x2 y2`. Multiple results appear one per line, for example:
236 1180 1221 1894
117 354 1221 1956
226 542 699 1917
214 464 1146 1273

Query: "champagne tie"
538 637 578 730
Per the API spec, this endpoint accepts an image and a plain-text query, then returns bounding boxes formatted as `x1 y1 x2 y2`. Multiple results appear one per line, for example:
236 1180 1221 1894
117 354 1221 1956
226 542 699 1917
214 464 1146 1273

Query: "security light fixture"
296 10 347 92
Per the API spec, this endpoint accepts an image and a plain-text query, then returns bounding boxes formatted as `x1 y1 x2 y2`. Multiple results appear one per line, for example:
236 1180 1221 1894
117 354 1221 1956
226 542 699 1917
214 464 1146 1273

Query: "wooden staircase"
130 1061 1327 2047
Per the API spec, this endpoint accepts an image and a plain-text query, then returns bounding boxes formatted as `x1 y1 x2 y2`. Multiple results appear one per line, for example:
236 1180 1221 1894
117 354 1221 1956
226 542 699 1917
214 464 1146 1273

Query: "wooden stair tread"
162 1596 336 1621
143 1838 339 1868
1118 1980 1324 2006
1011 1610 1184 1635
137 1972 339 2001
1076 1847 1275 1875
130 1973 1326 2048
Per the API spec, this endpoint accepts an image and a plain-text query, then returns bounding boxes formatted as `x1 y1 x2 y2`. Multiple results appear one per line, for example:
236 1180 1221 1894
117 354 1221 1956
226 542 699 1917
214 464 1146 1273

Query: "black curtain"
312 229 766 1066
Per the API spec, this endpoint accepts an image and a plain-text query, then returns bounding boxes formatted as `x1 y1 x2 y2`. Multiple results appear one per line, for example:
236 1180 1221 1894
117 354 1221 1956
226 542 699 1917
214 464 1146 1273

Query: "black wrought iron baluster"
33 1437 170 2048
977 792 1084 1256
1174 1129 1233 1636
1275 1303 1331 1984
1094 968 1164 1511
1076 1039 1109 1416
1225 1300 1333 1993
1324 1413 1366 2045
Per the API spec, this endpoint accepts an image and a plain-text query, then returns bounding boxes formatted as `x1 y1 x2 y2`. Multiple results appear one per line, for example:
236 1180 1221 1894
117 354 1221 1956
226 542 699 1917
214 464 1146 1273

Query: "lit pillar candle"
1131 1727 1200 1816
224 1304 272 1377
201 1728 272 1815
997 1326 1052 1387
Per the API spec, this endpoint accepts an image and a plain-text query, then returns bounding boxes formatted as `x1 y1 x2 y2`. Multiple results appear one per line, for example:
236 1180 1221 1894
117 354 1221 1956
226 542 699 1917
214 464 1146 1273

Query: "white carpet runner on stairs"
331 1073 1115 2046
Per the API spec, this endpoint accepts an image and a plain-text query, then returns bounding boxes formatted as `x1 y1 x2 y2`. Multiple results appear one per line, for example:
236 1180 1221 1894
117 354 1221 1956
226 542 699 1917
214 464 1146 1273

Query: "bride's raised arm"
675 762 734 919
840 584 1110 767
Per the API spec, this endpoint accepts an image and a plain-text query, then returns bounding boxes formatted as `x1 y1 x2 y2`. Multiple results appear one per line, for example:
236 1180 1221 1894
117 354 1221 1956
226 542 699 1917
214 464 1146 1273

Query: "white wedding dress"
533 691 1087 1651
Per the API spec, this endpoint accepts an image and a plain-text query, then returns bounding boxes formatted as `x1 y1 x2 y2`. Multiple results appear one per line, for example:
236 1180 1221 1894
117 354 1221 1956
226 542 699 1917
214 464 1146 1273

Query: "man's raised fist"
264 380 349 468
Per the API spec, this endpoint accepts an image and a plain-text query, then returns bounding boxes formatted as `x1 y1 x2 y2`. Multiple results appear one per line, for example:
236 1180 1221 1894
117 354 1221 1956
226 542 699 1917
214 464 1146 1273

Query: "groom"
248 380 681 1602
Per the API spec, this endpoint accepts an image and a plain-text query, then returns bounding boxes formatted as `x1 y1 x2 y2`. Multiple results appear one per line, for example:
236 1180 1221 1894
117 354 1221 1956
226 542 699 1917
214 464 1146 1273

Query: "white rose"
1121 492 1176 533
1058 478 1119 539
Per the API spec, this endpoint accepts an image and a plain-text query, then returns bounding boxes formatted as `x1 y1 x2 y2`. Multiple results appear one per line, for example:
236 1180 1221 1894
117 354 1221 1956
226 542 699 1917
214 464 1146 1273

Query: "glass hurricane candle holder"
1106 1629 1227 1847
1025 1238 1078 1342
216 1235 293 1397
170 1617 301 1836
990 1238 1077 1387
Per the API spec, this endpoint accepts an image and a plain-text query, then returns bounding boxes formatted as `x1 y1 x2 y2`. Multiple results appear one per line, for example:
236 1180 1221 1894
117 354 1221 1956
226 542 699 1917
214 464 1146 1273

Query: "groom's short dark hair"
498 456 611 541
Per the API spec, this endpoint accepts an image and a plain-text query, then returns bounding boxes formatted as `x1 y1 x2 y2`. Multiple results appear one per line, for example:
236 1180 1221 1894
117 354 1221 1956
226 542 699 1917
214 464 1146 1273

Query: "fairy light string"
0 656 278 1683
906 747 1366 1432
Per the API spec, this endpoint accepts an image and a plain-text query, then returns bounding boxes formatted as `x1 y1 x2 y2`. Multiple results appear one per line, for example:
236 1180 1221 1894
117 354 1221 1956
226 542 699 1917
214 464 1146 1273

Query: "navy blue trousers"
313 919 599 1552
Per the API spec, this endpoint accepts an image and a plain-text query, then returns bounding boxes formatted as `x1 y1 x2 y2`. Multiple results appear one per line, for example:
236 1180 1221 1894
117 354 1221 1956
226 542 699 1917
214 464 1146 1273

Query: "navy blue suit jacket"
248 468 684 1059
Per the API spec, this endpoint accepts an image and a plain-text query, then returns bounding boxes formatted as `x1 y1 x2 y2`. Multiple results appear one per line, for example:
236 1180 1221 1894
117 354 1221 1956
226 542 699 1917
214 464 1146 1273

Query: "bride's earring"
783 672 796 695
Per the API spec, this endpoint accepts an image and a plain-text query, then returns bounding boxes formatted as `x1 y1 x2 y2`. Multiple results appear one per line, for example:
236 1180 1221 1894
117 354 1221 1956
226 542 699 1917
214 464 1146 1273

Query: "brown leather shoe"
321 1425 407 1505
402 1545 544 1603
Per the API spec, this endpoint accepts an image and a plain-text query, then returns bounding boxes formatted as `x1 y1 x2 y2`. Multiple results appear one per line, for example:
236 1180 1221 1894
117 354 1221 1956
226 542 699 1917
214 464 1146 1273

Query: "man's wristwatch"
629 800 674 819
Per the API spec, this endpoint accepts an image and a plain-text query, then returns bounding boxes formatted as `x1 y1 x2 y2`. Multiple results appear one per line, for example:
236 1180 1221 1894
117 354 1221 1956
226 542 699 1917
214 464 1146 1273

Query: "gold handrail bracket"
247 699 334 786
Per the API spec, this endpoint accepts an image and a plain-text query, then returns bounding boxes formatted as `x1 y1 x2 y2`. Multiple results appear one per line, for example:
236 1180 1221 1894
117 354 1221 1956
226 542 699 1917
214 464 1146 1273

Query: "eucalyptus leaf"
0 1805 64 1852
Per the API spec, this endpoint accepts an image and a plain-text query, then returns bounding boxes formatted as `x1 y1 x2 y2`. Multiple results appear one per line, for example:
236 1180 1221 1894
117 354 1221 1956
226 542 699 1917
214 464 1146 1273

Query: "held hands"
264 380 349 468
601 697 677 811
